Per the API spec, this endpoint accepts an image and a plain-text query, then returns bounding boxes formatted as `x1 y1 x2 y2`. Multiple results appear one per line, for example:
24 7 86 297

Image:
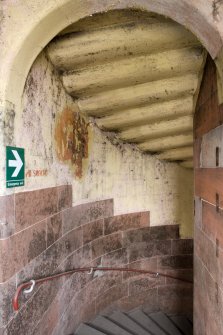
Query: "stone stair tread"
128 309 167 335
170 315 193 335
74 310 193 335
91 315 132 335
148 312 183 335
75 323 107 335
108 311 151 335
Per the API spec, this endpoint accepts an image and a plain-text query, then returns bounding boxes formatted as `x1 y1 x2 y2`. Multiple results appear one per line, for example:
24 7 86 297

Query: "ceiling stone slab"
138 134 194 152
156 146 193 161
47 9 207 165
59 10 168 35
180 160 194 169
48 21 199 71
96 96 194 130
77 74 198 117
119 115 193 143
62 46 205 96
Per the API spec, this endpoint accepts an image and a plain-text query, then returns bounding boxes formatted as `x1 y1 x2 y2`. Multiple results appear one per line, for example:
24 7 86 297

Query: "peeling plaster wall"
14 51 193 237
74 127 193 237
14 52 75 191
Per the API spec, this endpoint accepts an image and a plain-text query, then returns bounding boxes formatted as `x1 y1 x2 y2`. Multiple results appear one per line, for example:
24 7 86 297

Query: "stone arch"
1 0 223 112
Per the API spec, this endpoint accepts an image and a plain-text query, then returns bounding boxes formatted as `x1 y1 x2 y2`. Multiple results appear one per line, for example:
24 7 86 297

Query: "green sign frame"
6 146 25 188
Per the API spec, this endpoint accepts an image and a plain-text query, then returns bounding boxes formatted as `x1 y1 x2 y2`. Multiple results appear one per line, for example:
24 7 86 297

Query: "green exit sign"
6 146 25 188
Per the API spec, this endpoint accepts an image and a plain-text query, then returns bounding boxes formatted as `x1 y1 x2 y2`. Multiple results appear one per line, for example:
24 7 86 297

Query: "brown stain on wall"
54 107 89 178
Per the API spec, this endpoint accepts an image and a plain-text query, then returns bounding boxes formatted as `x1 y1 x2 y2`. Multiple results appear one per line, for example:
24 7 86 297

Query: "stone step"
148 312 183 335
74 310 192 335
90 315 132 335
108 311 151 335
128 309 167 335
75 323 107 335
170 315 193 335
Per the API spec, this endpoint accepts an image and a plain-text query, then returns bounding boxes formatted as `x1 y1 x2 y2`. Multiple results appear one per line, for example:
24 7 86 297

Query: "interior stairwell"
2 2 223 335
74 310 193 335
3 8 197 335
47 9 207 168
46 10 196 334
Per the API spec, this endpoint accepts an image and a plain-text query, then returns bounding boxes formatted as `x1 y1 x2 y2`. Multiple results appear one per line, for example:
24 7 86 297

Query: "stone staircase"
47 10 207 168
74 310 193 335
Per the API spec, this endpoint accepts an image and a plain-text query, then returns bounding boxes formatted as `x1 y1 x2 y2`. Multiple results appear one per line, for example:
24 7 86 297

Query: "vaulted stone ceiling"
47 10 207 169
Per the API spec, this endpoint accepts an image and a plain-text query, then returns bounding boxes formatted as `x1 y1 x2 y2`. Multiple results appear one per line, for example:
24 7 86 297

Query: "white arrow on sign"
9 150 23 177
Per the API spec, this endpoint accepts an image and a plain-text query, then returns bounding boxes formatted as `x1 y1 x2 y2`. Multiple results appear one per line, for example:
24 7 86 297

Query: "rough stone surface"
62 199 113 234
46 213 63 248
0 218 47 282
0 195 15 238
0 191 193 334
15 187 58 232
194 55 223 335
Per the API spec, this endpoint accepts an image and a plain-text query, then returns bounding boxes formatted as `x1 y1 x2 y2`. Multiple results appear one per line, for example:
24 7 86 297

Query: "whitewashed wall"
14 51 193 237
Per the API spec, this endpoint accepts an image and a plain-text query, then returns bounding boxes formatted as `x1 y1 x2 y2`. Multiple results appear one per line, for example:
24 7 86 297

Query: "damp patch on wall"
54 107 89 178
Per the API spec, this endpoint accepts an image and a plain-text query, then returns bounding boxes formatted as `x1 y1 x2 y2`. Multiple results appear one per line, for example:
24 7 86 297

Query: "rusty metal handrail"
12 266 193 311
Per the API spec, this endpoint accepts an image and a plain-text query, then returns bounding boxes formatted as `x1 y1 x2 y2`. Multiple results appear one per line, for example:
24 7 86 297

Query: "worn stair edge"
128 309 167 335
75 323 107 335
170 315 193 335
108 311 151 335
90 315 133 335
148 312 183 335
75 311 193 335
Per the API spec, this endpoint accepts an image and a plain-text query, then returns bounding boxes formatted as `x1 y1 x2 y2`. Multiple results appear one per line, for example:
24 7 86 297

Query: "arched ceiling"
47 10 207 169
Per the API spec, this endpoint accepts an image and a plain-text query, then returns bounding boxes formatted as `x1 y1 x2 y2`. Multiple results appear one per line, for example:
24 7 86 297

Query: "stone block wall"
0 186 113 334
0 186 193 335
194 55 223 335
